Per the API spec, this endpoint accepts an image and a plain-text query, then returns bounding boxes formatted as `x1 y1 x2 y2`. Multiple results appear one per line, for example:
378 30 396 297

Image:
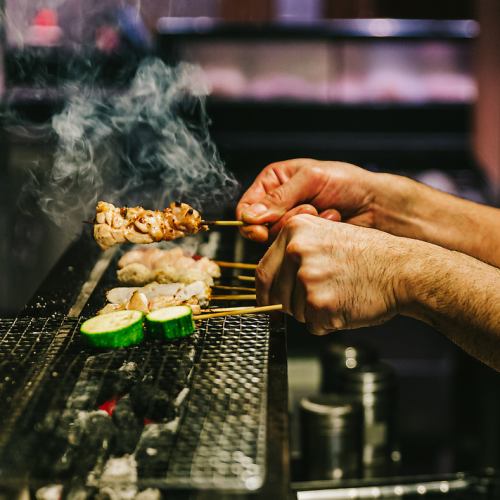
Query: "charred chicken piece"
93 201 208 250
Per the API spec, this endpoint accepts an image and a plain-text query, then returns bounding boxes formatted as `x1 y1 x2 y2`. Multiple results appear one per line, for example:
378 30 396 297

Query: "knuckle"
306 293 331 313
299 265 324 283
284 214 308 231
296 267 309 285
285 241 305 258
296 266 317 285
308 165 325 182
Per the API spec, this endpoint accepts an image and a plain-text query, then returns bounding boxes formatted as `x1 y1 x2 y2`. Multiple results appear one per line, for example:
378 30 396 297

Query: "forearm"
373 173 500 268
399 241 500 371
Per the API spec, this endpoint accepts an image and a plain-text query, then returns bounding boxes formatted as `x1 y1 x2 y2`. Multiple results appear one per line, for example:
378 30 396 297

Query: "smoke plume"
22 58 239 233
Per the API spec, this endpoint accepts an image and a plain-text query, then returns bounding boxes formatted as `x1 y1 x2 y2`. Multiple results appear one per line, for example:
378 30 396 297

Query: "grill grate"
0 313 270 493
165 315 269 490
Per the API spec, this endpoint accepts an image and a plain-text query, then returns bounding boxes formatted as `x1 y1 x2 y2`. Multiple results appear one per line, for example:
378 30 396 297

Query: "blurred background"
1 0 500 493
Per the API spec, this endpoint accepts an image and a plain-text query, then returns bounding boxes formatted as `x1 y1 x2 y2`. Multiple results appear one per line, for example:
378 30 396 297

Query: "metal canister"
337 362 398 478
320 341 378 394
300 394 363 480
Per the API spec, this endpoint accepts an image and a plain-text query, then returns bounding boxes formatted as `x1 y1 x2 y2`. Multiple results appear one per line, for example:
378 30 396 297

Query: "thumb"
242 168 315 224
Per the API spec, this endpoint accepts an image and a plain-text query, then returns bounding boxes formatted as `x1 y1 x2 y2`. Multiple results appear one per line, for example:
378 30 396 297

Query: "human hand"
236 158 381 242
256 214 412 334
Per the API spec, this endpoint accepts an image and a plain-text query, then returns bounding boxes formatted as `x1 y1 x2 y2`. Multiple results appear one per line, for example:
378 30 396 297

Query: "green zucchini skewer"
80 310 144 348
146 306 195 340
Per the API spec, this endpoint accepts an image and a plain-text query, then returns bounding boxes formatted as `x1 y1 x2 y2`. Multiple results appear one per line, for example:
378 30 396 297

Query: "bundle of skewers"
80 201 281 348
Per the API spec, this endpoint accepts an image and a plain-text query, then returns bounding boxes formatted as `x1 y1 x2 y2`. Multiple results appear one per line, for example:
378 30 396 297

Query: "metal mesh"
0 313 270 492
165 315 269 491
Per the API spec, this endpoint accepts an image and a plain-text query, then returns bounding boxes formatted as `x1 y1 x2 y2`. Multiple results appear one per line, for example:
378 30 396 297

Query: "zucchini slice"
80 310 144 348
146 306 195 340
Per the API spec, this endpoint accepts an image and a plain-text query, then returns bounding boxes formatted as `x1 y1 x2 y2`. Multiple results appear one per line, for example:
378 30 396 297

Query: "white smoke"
23 58 239 232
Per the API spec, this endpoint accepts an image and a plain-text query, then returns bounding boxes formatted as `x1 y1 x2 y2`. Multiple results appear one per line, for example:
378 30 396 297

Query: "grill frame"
1 232 290 499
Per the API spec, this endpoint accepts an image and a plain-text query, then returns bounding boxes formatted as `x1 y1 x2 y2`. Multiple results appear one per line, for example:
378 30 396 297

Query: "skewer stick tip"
193 304 282 320
203 220 245 227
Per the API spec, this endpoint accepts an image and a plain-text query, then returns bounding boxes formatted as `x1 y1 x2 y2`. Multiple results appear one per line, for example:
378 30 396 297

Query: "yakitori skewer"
211 294 257 301
237 275 256 282
199 306 252 314
202 220 244 227
214 261 258 270
193 304 282 320
213 285 256 292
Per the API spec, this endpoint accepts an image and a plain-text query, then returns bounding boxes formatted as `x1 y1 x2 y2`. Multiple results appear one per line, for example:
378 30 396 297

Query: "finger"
255 229 289 306
304 293 332 336
306 322 329 336
236 159 305 220
319 208 342 222
239 224 269 243
241 167 322 225
269 248 300 315
269 261 297 315
291 277 306 323
268 204 318 239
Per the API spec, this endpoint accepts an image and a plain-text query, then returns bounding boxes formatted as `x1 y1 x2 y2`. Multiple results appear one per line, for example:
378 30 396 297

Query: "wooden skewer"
213 285 255 292
237 275 256 282
203 220 244 227
199 306 252 313
211 294 256 301
214 261 258 270
193 304 282 320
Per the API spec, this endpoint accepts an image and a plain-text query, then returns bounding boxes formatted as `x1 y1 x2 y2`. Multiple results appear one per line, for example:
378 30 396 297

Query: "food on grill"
94 201 208 250
80 310 144 348
146 306 195 340
102 281 210 315
117 263 155 287
117 246 221 287
128 290 149 314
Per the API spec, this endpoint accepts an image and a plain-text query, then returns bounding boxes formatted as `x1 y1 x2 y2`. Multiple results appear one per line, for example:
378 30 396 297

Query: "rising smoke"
22 58 240 232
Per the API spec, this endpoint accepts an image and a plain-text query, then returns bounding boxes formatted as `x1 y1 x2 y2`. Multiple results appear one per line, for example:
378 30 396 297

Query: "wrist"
394 238 453 322
370 173 424 236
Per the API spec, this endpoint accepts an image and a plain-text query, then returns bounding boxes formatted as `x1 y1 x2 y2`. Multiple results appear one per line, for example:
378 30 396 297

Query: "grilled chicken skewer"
93 201 208 250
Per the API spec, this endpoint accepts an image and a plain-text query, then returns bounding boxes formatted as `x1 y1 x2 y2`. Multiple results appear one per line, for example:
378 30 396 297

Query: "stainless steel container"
337 362 398 478
320 341 378 394
300 394 363 480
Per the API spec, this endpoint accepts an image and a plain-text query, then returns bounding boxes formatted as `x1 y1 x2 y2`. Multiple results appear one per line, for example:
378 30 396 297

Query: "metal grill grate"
0 313 270 493
165 315 269 491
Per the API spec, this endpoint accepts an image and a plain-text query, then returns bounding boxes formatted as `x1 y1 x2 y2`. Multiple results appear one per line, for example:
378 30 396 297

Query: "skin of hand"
257 214 500 371
237 158 500 268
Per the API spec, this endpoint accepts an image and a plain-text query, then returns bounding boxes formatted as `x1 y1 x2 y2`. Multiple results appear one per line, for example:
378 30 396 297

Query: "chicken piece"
152 253 193 271
117 263 155 286
141 282 184 300
149 248 186 269
98 303 126 315
154 265 181 285
127 291 149 313
148 295 178 311
104 281 209 315
117 247 167 269
176 281 211 307
94 201 207 251
196 257 221 278
106 287 138 305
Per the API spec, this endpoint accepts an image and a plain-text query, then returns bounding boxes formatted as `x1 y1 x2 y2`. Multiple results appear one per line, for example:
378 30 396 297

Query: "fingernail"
244 203 268 218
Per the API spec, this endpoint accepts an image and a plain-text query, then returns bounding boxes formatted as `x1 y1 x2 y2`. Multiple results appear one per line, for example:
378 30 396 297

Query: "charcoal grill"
0 233 289 499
